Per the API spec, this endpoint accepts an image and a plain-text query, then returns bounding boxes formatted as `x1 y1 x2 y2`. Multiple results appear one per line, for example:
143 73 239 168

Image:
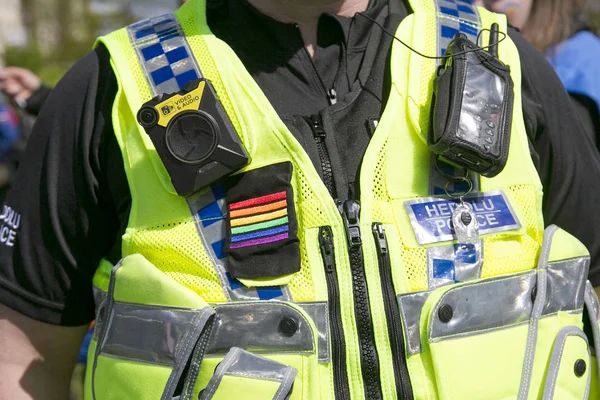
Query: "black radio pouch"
428 33 514 178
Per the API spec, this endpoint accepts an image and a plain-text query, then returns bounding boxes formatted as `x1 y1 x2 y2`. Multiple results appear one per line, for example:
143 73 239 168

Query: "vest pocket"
417 226 591 399
198 347 297 400
89 254 216 400
191 302 321 400
542 327 591 400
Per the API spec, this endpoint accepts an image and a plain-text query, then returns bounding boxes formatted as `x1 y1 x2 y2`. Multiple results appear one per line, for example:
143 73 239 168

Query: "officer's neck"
247 0 370 58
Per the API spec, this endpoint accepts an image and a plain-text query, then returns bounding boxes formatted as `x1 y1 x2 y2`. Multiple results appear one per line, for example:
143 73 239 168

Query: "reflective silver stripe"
99 303 212 366
429 255 588 342
401 256 588 355
199 348 297 400
429 271 534 341
206 302 315 356
93 286 106 311
93 285 322 361
435 0 481 63
584 281 600 383
128 13 202 96
92 260 216 400
398 291 433 355
429 0 482 197
545 256 589 315
92 286 107 338
298 302 330 363
542 327 591 400
518 225 558 400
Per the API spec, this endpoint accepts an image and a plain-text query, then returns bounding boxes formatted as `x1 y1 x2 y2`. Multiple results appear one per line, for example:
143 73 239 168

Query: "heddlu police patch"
405 190 521 245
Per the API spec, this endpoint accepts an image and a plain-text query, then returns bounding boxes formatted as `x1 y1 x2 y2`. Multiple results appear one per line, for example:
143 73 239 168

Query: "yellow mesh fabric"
104 5 325 303
182 5 322 301
126 220 227 303
289 169 326 301
372 139 396 224
178 11 243 138
416 17 438 135
506 184 543 242
402 247 429 292
129 49 152 105
480 184 541 278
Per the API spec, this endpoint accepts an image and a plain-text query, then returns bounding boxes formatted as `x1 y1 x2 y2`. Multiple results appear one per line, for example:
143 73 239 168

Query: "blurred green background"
2 1 600 87
1 0 178 86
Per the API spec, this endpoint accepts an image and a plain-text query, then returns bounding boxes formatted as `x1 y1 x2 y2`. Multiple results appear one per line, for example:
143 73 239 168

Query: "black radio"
428 30 514 178
137 79 249 197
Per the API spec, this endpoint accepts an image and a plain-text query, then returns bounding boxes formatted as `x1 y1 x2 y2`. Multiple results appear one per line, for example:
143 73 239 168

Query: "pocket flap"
543 327 591 400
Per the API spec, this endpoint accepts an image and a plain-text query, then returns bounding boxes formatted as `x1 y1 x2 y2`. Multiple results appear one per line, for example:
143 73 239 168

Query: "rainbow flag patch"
228 191 290 249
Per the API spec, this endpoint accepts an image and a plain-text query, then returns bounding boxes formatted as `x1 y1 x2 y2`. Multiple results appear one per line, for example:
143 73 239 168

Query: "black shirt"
2 0 600 326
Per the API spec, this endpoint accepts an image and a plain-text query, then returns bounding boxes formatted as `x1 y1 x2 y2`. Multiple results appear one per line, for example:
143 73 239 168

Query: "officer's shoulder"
50 45 114 102
507 27 563 92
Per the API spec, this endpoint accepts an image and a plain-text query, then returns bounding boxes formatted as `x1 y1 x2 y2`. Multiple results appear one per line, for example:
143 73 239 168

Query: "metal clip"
452 200 479 244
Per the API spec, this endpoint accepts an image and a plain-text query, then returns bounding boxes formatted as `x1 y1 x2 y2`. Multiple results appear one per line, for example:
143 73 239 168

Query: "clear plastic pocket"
193 302 322 400
199 348 297 400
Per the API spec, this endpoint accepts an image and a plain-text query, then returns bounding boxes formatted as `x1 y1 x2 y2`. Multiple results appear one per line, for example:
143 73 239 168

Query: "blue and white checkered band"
128 13 202 96
128 15 291 302
430 0 482 195
436 0 481 61
426 0 483 288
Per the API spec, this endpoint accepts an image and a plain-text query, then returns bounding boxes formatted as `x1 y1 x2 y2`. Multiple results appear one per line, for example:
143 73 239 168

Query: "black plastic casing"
137 79 249 197
428 34 514 178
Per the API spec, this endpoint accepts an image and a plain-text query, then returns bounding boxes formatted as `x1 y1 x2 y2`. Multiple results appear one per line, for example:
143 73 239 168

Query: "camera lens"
166 111 219 164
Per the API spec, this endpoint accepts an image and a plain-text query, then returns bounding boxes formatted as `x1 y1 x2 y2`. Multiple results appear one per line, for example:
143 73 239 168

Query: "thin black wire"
356 12 507 60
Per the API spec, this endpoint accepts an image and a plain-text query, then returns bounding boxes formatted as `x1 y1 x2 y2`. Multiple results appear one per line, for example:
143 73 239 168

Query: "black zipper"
309 115 336 196
319 226 350 400
373 224 414 400
340 200 382 400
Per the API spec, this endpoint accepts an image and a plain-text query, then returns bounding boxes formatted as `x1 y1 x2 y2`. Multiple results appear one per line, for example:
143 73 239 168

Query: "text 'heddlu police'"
405 191 521 245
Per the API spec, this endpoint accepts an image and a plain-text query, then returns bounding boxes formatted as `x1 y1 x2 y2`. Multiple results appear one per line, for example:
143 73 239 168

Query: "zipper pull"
340 200 362 248
328 88 338 105
372 224 388 255
319 227 336 273
309 115 326 138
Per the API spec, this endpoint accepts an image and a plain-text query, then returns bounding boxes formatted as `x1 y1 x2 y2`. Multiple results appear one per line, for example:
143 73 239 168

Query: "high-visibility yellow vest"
85 0 600 399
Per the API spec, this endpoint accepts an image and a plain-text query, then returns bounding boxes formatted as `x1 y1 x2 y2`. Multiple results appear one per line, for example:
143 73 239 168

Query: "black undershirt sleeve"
512 29 600 285
0 46 124 326
569 93 600 149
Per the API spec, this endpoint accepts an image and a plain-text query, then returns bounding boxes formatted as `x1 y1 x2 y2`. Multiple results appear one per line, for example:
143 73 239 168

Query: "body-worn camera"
429 32 514 178
137 79 249 197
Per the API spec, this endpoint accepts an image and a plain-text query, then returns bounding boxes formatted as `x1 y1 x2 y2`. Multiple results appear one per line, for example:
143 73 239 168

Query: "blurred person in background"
0 67 52 117
476 0 600 146
0 98 19 203
0 68 52 204
0 97 20 161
